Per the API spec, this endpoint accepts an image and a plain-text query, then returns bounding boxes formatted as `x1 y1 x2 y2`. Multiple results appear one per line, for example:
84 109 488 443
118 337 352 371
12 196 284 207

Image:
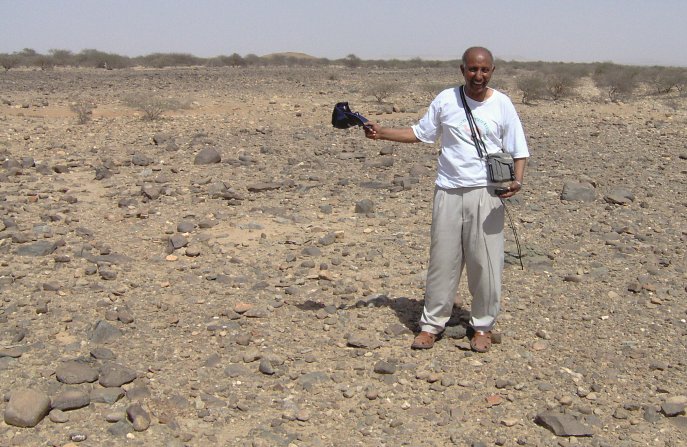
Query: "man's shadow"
294 294 470 336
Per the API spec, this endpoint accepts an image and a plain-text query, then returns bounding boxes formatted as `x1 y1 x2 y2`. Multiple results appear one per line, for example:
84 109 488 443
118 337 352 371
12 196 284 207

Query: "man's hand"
497 180 522 198
364 122 381 140
363 123 420 143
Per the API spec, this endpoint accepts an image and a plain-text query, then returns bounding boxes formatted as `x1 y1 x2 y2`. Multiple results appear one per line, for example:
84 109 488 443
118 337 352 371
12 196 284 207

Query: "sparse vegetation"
366 82 399 103
543 64 585 100
642 66 686 95
593 63 638 102
0 48 685 106
124 94 190 121
517 75 548 104
0 53 19 71
70 99 97 124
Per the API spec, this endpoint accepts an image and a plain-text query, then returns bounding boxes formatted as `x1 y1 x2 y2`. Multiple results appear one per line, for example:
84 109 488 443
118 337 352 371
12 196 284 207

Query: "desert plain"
0 65 686 446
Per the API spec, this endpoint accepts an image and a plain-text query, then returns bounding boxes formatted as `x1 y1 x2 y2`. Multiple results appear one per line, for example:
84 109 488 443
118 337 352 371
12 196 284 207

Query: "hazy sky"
1 0 686 66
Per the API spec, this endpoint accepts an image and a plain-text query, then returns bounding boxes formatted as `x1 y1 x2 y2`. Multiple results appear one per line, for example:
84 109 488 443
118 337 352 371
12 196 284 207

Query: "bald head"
461 47 494 66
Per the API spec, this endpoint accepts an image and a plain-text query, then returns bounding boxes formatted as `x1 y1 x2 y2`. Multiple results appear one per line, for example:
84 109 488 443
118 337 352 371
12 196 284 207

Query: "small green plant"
70 99 97 124
124 94 190 121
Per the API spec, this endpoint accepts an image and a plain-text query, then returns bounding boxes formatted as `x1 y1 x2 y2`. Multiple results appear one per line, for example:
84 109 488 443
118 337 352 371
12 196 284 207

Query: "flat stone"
560 181 595 202
52 389 90 410
373 360 397 375
347 333 381 349
224 364 251 378
90 320 123 344
535 410 593 437
194 147 221 165
90 387 125 404
662 401 687 417
49 408 69 423
99 363 137 387
15 240 57 256
55 361 99 384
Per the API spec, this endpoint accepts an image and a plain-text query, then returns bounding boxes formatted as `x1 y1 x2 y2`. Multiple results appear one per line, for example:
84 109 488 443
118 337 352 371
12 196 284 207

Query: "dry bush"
124 95 190 121
49 49 74 67
70 99 97 124
206 53 246 67
0 54 20 71
76 49 130 69
544 64 586 100
642 67 687 94
342 54 362 68
366 82 399 103
593 64 638 102
134 53 201 68
517 75 547 104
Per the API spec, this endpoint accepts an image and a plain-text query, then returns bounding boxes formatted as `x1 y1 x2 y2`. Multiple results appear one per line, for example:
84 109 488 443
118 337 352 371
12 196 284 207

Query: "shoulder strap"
459 86 485 158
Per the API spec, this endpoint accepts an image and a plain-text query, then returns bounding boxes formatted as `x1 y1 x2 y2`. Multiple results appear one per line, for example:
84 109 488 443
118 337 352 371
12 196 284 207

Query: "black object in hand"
494 187 509 195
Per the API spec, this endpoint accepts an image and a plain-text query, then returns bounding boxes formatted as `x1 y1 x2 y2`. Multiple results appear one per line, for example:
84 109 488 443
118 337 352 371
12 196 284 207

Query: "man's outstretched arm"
364 122 420 143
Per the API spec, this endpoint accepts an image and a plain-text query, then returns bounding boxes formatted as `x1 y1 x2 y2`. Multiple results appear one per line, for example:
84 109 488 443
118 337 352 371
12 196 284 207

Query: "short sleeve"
412 99 441 144
501 100 529 158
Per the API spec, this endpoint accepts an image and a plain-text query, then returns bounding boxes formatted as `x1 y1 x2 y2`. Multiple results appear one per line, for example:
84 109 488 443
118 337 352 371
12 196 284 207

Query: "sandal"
470 330 492 353
411 331 442 350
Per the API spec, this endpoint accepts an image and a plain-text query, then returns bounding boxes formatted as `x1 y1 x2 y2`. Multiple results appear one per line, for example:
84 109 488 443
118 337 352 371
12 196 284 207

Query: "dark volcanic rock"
535 410 593 437
55 361 99 384
90 320 123 344
194 147 221 165
561 181 596 202
15 240 57 256
99 363 137 387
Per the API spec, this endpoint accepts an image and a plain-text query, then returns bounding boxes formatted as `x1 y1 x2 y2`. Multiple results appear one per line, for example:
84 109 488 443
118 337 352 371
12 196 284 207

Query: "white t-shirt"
412 87 529 188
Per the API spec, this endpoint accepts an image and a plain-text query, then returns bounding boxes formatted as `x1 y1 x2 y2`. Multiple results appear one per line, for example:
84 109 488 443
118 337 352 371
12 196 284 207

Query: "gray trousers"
420 186 504 334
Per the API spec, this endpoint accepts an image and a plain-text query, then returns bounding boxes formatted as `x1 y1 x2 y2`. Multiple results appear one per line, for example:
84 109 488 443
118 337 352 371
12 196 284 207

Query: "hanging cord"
460 86 523 269
500 198 524 270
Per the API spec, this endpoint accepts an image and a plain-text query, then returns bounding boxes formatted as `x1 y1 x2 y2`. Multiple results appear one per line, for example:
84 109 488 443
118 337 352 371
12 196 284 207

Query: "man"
364 47 529 352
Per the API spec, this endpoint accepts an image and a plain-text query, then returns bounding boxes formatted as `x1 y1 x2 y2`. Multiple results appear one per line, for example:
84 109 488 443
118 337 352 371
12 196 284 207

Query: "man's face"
460 50 494 99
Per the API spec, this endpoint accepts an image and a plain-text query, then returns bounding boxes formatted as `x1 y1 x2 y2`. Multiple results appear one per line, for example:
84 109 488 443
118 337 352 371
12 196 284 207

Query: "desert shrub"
34 55 55 70
517 75 547 104
206 53 246 67
0 53 19 71
675 71 687 96
76 49 130 69
366 82 399 103
593 64 638 101
124 94 190 121
243 54 261 66
49 49 74 66
642 67 686 94
342 54 362 68
543 64 586 100
70 99 97 124
135 53 201 68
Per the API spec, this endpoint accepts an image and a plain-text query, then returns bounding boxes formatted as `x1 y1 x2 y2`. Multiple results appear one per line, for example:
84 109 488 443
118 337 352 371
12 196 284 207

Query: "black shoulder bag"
459 86 515 183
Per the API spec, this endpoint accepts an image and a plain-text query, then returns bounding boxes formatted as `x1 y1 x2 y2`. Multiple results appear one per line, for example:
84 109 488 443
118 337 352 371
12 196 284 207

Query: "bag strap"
459 86 486 159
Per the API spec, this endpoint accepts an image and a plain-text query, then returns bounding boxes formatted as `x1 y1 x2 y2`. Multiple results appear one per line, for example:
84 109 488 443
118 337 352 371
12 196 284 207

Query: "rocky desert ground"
0 65 686 447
